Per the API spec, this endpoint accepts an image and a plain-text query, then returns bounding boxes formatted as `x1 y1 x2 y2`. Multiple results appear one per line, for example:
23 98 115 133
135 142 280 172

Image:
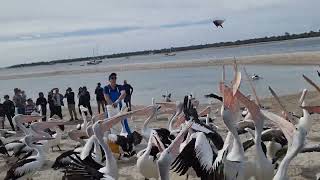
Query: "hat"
67 87 72 91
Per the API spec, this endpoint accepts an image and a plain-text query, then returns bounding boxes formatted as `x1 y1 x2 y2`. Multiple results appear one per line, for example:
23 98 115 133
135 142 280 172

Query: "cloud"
0 0 319 67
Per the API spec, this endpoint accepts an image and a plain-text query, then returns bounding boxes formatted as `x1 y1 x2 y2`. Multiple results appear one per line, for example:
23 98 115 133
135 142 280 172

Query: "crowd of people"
0 73 134 132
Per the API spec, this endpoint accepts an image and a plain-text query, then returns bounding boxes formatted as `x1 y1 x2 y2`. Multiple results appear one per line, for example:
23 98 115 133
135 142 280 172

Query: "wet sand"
0 91 320 179
1 51 320 80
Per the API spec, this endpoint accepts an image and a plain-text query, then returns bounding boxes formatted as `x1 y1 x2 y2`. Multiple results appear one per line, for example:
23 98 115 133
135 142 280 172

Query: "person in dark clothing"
52 88 64 119
123 80 133 111
82 86 92 116
48 91 55 118
36 92 47 121
0 100 5 129
78 87 83 115
95 83 105 114
65 87 79 121
3 95 15 130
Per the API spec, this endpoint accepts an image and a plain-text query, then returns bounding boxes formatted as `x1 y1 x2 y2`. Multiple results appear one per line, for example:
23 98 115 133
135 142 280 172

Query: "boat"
86 59 102 65
165 53 176 56
251 74 262 80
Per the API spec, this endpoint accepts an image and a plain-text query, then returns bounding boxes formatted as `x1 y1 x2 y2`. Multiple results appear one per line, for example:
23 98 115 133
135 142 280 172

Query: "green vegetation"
8 30 320 68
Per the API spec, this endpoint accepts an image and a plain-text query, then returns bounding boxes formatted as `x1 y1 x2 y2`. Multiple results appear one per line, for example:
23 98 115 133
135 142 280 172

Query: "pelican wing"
5 158 37 180
194 133 217 172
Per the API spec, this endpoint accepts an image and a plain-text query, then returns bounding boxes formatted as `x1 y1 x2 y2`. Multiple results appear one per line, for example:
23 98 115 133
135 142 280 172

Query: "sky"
0 0 319 67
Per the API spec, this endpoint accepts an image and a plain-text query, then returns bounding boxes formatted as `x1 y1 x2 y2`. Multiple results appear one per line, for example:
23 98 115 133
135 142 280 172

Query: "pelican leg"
51 147 54 151
57 145 62 151
185 174 189 180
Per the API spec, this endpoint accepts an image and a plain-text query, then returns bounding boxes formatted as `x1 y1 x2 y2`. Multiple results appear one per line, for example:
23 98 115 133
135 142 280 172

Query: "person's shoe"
69 118 74 121
75 118 79 121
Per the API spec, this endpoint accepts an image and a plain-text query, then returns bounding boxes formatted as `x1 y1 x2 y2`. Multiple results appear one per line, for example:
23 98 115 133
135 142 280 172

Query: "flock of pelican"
1 62 320 180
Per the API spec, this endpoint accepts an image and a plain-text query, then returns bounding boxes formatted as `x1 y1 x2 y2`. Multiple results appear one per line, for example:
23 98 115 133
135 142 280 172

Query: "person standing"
64 87 79 121
48 91 55 118
36 92 47 121
95 83 105 114
0 99 5 129
122 80 133 111
104 73 131 134
25 98 36 115
3 95 16 130
13 88 25 115
82 86 92 116
52 88 64 119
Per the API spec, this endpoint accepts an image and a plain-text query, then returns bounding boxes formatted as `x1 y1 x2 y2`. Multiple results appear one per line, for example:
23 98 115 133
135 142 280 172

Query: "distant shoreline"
7 30 320 69
1 51 319 80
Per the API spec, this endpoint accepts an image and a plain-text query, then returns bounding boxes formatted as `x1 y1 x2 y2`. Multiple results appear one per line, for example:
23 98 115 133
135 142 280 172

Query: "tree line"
8 30 320 69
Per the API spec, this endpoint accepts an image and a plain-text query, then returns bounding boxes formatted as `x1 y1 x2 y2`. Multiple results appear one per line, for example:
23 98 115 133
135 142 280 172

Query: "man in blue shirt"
104 73 132 134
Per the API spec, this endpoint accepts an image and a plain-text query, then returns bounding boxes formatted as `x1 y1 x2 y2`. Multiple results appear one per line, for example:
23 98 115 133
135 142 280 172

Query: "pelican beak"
234 89 261 122
232 62 241 96
92 113 106 123
199 106 211 117
21 115 43 123
151 133 165 152
300 106 320 114
156 102 176 109
173 114 186 128
33 136 55 142
168 122 193 155
302 74 320 93
68 130 88 140
298 89 308 105
260 110 295 146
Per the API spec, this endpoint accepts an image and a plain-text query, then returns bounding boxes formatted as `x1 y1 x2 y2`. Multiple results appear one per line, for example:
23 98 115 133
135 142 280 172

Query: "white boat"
86 59 102 65
251 74 261 80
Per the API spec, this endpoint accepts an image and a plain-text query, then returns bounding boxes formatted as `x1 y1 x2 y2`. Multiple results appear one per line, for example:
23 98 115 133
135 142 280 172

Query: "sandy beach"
1 51 320 80
0 91 319 180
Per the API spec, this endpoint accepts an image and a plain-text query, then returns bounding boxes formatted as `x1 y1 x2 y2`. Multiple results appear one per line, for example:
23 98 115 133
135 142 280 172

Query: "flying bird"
213 19 225 28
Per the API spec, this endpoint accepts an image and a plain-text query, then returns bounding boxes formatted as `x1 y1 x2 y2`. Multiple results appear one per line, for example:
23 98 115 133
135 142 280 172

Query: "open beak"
156 102 176 109
260 110 295 146
151 133 165 152
234 88 261 122
167 122 193 155
232 62 242 96
300 105 320 114
199 106 211 117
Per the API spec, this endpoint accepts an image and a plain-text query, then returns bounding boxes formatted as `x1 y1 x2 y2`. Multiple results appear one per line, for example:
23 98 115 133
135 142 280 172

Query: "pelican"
157 121 193 180
4 135 54 180
77 105 90 130
261 108 310 180
235 88 274 180
136 130 165 180
213 19 225 28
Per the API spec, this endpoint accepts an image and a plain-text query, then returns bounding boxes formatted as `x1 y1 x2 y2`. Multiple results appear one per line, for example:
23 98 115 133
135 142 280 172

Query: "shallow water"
0 65 319 105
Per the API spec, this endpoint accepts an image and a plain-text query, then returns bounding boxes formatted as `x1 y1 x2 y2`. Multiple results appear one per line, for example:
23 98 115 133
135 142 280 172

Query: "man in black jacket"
65 87 79 121
95 83 105 114
82 86 92 116
3 95 15 130
36 92 47 121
